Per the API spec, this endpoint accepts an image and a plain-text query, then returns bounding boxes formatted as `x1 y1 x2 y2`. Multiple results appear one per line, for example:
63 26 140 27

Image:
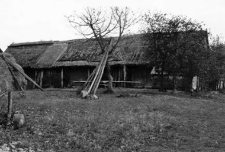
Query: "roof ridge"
8 34 144 47
10 41 56 47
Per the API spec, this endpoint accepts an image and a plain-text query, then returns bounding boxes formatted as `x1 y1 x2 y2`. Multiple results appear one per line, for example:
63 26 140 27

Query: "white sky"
0 0 225 51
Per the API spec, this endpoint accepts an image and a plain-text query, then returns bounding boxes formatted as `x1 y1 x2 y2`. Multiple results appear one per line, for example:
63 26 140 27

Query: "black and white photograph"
0 0 225 151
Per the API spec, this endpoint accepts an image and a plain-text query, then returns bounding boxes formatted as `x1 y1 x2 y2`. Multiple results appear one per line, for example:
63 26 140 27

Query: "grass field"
0 88 225 152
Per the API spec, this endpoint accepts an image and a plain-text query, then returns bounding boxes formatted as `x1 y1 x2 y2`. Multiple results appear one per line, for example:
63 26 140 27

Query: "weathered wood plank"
7 92 12 122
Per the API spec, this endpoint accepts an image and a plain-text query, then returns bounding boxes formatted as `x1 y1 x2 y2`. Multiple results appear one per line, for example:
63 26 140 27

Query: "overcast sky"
0 0 224 51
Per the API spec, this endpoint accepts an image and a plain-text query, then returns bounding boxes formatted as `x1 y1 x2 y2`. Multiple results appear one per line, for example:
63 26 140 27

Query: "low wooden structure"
5 31 210 90
5 35 152 89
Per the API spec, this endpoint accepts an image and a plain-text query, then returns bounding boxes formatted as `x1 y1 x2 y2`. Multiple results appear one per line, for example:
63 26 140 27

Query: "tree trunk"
105 61 114 93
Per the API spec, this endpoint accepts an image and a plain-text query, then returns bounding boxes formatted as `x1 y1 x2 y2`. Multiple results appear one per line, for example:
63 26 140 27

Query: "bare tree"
66 7 137 93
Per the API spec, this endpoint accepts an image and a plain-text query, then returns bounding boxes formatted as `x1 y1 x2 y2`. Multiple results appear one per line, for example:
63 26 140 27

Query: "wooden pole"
40 70 43 88
61 68 64 88
123 65 127 87
3 56 43 91
88 68 90 77
4 60 24 91
118 67 121 87
7 91 12 122
33 70 37 89
88 46 108 95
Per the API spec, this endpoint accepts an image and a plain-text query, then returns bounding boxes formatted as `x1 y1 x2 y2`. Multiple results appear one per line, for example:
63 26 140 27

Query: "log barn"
5 35 154 89
5 31 209 90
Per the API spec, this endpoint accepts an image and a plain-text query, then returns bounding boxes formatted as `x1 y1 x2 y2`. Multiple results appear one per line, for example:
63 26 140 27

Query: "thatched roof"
6 42 52 68
5 34 150 68
36 43 68 68
5 31 208 69
0 53 27 91
0 48 2 53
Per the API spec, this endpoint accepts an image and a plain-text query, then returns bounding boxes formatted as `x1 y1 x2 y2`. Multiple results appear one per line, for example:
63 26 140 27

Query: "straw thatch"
5 34 150 68
0 53 27 91
36 43 68 68
6 42 53 68
55 35 149 67
5 31 208 69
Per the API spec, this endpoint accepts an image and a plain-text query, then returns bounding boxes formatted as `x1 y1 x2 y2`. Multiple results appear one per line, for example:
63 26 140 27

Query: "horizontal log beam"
72 81 140 84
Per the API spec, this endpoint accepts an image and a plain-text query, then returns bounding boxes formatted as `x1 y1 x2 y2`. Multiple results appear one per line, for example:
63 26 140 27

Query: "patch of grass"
0 89 225 151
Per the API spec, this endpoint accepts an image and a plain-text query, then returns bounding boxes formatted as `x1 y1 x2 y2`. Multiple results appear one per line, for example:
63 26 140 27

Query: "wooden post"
88 68 90 77
123 65 127 87
7 91 12 122
33 69 37 89
40 70 43 88
61 68 64 88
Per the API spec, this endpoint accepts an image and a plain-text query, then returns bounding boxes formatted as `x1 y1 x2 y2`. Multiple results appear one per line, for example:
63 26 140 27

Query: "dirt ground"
0 88 225 152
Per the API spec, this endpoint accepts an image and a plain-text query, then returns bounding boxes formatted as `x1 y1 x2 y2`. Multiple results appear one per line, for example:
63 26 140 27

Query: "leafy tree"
142 11 205 91
201 36 225 90
179 30 209 91
66 7 137 93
